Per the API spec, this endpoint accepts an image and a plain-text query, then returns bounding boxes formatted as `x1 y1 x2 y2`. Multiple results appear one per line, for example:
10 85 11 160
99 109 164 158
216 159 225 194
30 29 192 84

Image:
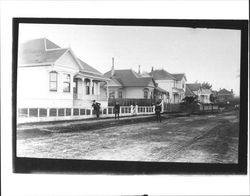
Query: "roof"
155 86 169 94
107 78 123 87
218 88 233 95
186 83 201 92
77 58 102 75
185 85 196 97
18 38 104 77
150 69 176 80
171 73 187 81
104 69 154 87
18 38 68 64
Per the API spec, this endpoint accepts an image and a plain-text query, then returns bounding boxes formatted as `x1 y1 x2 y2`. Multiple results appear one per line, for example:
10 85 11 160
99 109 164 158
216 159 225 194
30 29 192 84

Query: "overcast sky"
19 23 241 96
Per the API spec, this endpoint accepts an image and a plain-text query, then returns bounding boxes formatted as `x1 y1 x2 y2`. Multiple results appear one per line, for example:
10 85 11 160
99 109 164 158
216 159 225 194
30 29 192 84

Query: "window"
73 78 78 94
63 74 71 92
118 91 123 98
109 91 115 99
49 71 57 91
85 80 90 95
144 90 148 99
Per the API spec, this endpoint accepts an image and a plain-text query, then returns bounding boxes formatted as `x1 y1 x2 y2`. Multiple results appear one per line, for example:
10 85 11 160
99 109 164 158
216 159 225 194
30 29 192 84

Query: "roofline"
18 63 53 67
171 73 187 81
77 72 110 81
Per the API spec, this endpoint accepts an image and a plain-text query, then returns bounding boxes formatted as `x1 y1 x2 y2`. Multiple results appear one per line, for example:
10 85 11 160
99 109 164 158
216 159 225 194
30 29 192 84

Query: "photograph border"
12 18 248 174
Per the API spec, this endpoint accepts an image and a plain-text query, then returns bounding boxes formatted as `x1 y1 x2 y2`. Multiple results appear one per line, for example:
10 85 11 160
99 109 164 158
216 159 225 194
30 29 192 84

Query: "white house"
185 83 212 104
101 63 168 106
17 38 109 115
150 69 187 104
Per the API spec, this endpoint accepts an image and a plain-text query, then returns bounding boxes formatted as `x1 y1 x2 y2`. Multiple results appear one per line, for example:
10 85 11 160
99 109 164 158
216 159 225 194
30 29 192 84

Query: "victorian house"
17 38 109 114
102 62 168 106
149 69 187 104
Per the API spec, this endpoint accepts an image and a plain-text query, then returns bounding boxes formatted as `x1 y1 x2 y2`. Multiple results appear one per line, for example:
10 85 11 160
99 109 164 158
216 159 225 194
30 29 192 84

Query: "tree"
201 82 212 89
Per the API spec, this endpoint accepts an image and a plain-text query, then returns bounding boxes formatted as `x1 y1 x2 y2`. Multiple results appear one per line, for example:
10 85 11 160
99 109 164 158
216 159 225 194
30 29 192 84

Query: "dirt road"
17 110 239 163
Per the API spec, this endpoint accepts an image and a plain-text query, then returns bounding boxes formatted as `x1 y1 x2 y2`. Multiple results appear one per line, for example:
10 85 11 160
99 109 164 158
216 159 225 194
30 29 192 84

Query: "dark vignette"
12 18 248 174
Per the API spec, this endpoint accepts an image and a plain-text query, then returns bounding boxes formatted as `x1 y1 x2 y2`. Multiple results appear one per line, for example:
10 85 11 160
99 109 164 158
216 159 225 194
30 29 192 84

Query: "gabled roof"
77 58 102 75
104 69 154 87
186 83 201 92
18 38 105 78
18 38 68 65
108 78 123 87
218 88 233 95
171 73 187 81
185 85 196 97
150 69 176 80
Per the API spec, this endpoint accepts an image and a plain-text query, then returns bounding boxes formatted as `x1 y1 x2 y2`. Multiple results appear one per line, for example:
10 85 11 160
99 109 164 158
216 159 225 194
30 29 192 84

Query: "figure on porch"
92 100 101 119
114 101 120 120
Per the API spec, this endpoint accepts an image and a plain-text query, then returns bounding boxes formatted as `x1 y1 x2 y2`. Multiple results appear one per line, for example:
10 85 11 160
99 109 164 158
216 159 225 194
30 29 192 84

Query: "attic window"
49 71 57 91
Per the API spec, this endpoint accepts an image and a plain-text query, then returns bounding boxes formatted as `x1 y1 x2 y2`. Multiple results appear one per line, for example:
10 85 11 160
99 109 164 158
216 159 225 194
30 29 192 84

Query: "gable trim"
54 48 82 71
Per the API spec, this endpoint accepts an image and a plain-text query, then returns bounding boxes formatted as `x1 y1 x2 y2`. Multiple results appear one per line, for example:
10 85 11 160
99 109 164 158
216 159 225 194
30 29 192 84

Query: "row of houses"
17 38 234 121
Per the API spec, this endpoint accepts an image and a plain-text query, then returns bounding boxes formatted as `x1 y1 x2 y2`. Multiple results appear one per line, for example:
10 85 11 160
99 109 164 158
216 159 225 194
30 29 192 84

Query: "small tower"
151 66 154 72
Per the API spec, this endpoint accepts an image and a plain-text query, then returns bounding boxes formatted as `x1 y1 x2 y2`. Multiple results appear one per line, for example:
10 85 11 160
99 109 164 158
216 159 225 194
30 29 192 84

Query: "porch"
73 74 109 107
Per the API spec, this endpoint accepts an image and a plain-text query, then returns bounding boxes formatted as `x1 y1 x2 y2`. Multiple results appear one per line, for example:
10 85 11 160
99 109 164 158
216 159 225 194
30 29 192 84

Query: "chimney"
138 65 141 74
111 57 115 77
151 66 154 72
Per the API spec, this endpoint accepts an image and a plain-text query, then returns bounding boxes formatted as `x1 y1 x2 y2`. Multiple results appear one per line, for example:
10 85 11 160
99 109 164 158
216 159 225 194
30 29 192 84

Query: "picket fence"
17 105 155 124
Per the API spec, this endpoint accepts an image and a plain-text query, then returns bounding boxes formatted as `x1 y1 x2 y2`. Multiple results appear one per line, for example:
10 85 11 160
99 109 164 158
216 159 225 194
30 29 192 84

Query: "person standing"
114 101 120 120
155 101 162 122
92 100 101 119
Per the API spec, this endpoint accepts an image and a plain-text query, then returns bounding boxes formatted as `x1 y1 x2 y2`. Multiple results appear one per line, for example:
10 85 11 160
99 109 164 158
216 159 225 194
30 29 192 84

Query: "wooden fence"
17 105 155 124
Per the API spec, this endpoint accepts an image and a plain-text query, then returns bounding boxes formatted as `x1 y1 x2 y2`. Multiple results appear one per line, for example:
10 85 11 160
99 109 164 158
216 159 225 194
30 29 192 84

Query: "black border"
13 18 248 174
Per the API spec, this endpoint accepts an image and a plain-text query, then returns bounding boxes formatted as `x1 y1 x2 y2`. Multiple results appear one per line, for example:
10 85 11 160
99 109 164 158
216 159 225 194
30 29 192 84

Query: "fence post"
135 105 138 115
153 105 155 113
130 105 133 115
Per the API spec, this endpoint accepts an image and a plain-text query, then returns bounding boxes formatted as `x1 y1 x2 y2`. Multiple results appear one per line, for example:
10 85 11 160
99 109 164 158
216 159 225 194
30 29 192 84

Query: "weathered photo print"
13 19 248 174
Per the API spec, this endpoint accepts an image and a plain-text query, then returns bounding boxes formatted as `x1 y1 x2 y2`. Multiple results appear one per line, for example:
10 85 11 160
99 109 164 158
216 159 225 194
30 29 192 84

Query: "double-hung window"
63 74 71 92
49 71 57 91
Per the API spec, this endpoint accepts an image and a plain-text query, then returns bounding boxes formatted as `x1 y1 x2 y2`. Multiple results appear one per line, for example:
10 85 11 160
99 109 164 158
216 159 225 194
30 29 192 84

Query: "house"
102 63 168 105
17 38 109 113
149 69 187 104
216 88 234 103
185 83 212 104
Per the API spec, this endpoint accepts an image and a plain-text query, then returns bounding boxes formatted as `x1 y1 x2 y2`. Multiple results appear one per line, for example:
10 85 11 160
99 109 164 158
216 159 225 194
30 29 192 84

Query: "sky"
19 23 241 96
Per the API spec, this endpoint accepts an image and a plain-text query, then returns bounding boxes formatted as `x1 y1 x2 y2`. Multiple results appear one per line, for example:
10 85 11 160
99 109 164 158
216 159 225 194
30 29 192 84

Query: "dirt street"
17 110 239 163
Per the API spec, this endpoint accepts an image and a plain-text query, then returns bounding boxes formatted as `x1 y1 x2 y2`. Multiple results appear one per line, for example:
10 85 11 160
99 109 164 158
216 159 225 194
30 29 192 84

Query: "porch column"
89 79 93 95
106 81 109 99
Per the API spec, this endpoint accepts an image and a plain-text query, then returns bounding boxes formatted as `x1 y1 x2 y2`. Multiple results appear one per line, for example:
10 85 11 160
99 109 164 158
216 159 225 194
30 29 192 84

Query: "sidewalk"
17 114 157 131
16 111 203 131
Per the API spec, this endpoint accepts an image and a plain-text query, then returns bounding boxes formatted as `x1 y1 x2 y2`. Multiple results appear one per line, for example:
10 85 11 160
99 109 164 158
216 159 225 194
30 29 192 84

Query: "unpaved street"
17 111 239 163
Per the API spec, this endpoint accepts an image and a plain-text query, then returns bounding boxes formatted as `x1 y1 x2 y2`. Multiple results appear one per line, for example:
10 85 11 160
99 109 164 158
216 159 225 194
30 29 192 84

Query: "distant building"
102 63 168 105
216 88 234 103
149 69 187 103
17 38 109 111
185 83 212 104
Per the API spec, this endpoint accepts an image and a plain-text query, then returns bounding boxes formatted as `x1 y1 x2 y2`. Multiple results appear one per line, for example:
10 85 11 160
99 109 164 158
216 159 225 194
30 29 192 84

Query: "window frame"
118 91 123 99
63 74 71 93
49 71 58 92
